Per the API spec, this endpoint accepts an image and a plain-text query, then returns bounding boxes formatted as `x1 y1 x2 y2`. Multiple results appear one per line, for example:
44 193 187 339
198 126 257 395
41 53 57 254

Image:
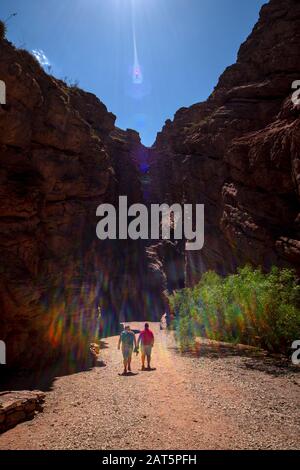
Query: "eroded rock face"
149 0 300 286
0 391 45 433
0 40 155 368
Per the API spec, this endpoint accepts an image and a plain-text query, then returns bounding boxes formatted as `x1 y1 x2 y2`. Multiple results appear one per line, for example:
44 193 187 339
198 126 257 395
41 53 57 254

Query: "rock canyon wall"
149 0 300 286
0 38 161 368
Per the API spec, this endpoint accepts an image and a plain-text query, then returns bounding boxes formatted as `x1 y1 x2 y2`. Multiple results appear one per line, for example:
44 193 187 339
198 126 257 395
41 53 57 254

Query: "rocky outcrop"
1 0 300 369
149 0 300 286
0 390 45 433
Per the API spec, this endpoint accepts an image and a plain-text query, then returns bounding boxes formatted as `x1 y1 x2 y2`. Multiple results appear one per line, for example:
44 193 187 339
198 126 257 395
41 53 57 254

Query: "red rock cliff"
1 0 300 368
149 0 300 286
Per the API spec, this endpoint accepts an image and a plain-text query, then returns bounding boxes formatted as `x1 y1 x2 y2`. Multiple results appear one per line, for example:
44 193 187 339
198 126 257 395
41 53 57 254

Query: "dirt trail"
0 322 299 450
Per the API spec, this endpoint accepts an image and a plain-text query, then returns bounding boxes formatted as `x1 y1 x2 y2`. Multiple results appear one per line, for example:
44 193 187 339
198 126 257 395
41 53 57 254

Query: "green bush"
0 20 6 40
169 266 300 354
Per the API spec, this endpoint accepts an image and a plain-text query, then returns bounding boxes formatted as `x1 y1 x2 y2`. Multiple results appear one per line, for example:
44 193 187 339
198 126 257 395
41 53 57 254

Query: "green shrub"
0 20 6 40
169 266 300 354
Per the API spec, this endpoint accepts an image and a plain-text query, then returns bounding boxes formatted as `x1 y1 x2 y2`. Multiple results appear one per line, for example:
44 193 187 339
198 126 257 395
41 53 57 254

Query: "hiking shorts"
141 345 152 357
122 346 133 360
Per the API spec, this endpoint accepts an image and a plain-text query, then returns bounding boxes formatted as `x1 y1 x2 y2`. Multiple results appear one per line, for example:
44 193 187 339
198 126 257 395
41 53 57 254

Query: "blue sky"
1 0 266 146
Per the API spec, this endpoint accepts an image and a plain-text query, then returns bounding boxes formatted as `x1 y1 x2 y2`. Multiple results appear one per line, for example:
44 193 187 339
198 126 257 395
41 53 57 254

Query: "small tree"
0 20 7 40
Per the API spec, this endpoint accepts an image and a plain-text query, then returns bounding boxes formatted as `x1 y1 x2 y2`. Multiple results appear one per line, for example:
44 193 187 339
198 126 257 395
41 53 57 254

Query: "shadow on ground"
0 340 109 393
1 325 143 393
171 339 300 378
118 372 139 377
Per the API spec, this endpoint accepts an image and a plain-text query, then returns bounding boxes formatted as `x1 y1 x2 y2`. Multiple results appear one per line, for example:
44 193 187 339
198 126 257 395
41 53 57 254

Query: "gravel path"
0 322 299 450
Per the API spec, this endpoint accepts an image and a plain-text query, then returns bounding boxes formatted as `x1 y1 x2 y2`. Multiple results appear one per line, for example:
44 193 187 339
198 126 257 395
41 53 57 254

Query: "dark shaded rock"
0 390 45 433
0 39 161 369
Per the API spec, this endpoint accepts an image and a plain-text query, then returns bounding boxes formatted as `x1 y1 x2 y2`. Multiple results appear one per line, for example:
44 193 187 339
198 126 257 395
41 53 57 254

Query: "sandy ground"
0 322 299 450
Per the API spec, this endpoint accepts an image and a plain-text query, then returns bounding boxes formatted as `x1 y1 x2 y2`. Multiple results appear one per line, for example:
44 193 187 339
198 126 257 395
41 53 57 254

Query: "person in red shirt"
138 323 155 370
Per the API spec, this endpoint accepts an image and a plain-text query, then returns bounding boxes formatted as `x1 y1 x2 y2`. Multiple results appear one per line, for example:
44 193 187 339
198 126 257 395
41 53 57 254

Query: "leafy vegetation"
169 266 300 354
0 20 7 40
